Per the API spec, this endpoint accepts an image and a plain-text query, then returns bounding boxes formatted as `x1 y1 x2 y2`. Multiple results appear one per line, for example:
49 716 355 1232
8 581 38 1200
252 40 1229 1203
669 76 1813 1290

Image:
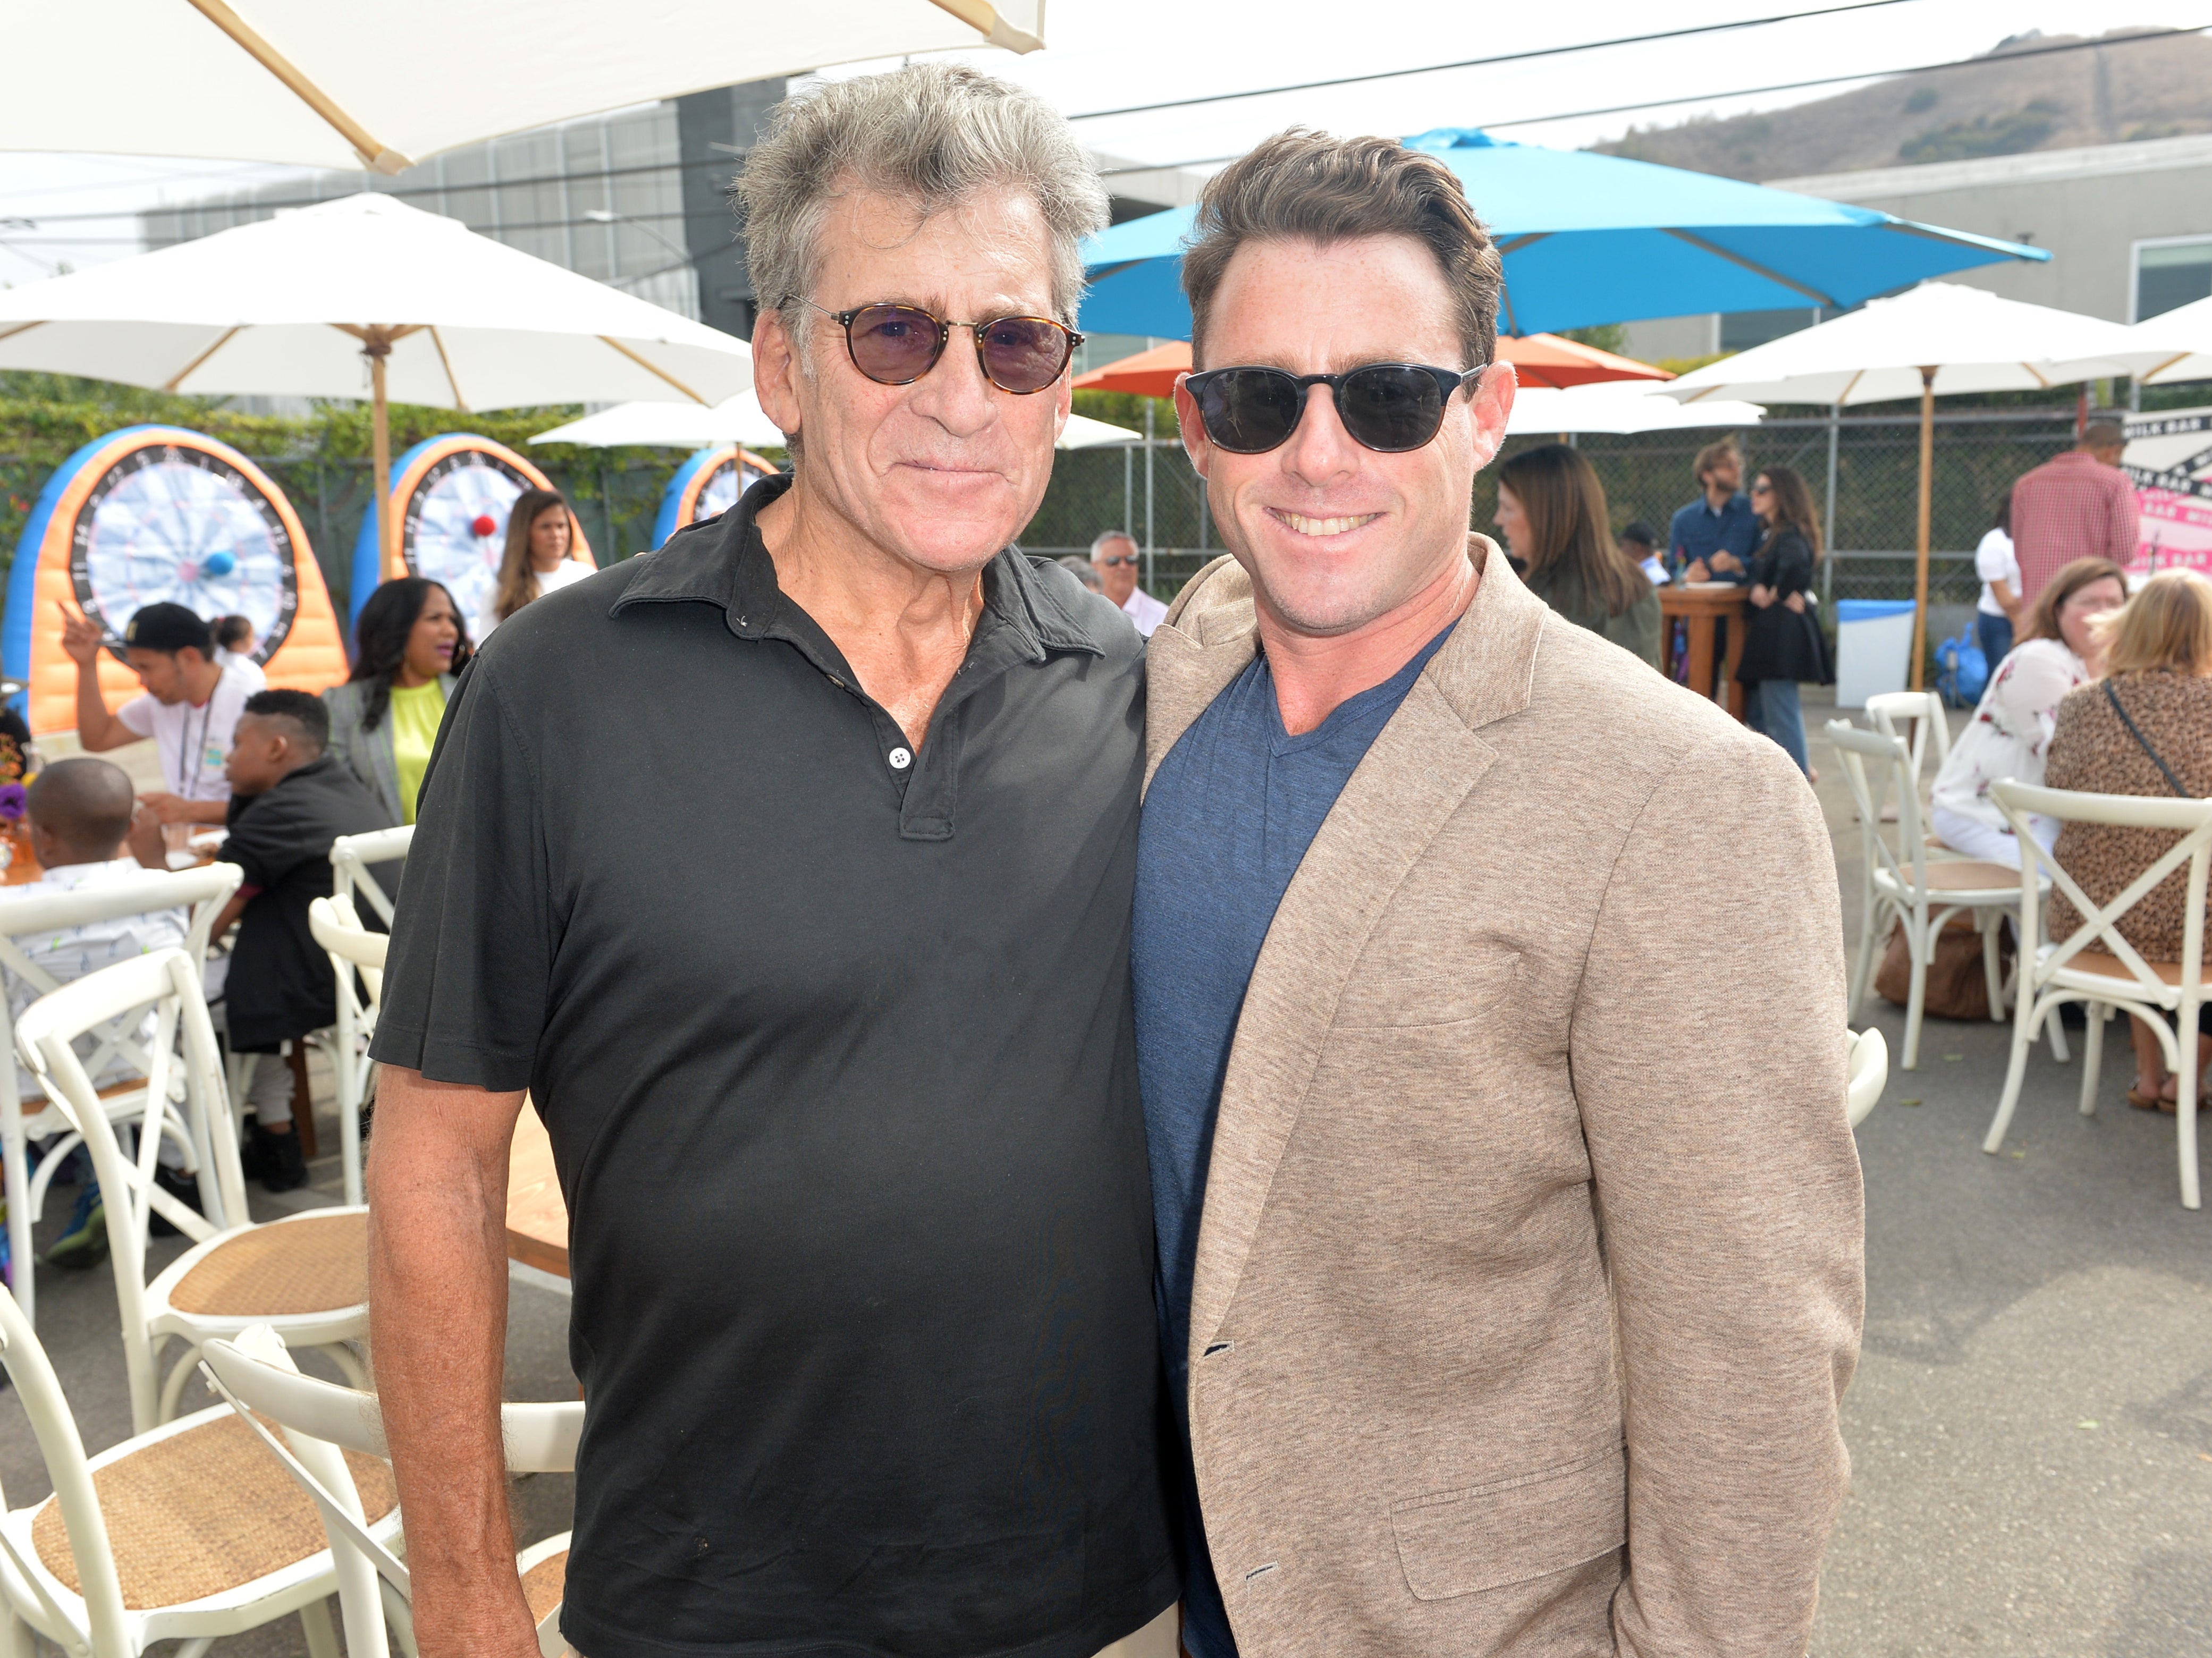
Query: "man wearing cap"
61 601 258 826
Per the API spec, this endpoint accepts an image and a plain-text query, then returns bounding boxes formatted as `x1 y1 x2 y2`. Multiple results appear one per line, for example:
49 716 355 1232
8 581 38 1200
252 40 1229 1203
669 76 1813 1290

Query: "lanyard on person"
177 698 210 799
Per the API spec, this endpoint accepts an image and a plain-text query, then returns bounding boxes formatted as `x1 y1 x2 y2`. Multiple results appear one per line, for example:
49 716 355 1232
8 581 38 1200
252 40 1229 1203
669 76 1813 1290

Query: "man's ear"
1174 373 1208 480
1468 360 1517 474
752 306 804 446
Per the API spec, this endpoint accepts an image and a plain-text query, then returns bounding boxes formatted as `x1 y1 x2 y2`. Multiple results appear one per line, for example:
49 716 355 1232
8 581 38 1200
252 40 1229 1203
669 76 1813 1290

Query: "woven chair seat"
168 1211 368 1317
32 1412 395 1610
522 1547 568 1623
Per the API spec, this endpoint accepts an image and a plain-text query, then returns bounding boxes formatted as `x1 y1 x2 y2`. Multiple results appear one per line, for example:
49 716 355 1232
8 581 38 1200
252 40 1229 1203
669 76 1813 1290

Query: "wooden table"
506 1103 570 1279
1659 583 1751 723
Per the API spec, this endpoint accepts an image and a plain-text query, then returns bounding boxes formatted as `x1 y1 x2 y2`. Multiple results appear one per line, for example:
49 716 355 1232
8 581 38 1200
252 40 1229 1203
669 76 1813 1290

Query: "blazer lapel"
1185 540 1545 1359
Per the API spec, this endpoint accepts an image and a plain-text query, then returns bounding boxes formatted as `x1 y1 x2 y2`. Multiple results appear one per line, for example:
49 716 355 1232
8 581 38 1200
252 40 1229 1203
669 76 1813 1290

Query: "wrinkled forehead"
809 183 1057 312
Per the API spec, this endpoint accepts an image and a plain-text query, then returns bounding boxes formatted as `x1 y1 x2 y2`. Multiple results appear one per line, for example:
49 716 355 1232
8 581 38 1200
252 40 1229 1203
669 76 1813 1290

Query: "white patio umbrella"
0 193 752 580
1058 413 1142 450
533 401 1139 451
533 392 786 450
1508 384 1766 436
1664 282 2145 684
0 1 1044 172
2066 293 2212 388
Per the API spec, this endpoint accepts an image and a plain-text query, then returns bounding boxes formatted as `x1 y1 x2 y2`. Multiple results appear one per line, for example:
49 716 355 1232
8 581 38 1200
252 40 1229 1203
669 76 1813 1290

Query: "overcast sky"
0 0 2198 285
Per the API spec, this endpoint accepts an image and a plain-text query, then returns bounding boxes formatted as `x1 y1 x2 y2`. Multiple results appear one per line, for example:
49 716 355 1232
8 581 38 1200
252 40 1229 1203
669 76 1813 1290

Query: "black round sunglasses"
1185 362 1484 455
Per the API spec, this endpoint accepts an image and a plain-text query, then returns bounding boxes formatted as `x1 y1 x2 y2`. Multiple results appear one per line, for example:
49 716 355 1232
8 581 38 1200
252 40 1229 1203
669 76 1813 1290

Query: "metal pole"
600 466 614 562
1144 401 1155 595
1911 367 1935 692
1822 404 1839 607
1122 444 1133 546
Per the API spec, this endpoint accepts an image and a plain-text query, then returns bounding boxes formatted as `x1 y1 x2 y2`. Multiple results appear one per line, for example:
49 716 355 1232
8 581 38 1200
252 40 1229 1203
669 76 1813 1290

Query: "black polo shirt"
372 477 1178 1657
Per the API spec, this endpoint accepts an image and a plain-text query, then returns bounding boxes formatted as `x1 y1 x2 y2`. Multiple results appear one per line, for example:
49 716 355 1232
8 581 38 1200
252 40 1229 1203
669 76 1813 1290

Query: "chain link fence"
1024 407 2082 608
2 407 2081 624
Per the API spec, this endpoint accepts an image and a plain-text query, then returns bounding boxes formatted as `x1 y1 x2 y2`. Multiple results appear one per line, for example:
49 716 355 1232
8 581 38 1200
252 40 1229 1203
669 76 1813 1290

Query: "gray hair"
737 63 1109 351
1090 529 1138 557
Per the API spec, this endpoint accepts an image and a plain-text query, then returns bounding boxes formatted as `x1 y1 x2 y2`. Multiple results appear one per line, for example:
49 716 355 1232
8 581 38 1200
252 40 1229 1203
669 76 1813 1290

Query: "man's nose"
905 324 997 436
1284 381 1359 485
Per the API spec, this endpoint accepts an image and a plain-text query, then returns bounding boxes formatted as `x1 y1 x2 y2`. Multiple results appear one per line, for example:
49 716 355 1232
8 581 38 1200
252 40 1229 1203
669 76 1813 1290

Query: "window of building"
2135 239 2212 323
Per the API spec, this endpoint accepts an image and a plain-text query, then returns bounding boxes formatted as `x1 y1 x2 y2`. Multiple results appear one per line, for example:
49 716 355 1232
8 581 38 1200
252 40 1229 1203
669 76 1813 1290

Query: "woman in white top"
1973 496 2022 671
1931 556 2129 867
486 488 592 635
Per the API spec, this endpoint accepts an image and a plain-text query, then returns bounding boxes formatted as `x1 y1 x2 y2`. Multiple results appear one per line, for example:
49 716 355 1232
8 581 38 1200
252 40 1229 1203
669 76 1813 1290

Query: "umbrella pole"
1911 366 1935 692
364 334 399 583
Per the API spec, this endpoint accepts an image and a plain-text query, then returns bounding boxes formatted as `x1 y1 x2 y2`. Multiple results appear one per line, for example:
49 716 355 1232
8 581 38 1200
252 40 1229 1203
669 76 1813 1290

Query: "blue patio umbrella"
1079 129 2048 340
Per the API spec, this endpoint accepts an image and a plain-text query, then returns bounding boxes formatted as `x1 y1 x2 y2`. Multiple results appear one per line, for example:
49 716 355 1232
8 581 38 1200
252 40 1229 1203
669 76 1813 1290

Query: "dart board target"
652 445 779 549
351 433 592 638
5 426 347 733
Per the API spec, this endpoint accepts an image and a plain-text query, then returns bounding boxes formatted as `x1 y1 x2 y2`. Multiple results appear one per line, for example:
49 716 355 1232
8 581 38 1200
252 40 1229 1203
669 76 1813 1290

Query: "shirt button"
888 747 913 771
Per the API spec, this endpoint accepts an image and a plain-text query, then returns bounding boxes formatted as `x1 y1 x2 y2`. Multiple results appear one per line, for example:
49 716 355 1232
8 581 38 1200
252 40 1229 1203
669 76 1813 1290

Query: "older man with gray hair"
366 63 1179 1658
1092 529 1167 636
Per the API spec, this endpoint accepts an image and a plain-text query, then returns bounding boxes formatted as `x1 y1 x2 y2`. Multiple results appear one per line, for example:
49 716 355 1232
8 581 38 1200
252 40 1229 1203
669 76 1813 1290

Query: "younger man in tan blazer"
1133 131 1863 1657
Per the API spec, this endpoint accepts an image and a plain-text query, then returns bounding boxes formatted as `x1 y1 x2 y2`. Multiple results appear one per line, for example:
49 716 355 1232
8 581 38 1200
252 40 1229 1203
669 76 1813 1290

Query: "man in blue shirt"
1667 436 1760 583
1134 132 1860 1658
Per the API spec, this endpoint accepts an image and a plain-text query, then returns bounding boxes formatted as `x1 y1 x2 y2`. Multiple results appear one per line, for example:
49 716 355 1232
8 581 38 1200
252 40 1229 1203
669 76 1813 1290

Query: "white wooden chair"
15 950 370 1434
328 826 412 929
1829 722 2049 1070
202 1327 581 1658
1982 779 2212 1209
1847 1027 1888 1129
1865 689 1953 784
308 896 384 1207
0 1280 393 1658
0 862 243 1325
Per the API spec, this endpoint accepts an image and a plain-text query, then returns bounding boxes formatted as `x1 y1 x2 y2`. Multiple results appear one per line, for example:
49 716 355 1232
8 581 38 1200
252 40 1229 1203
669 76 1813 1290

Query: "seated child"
0 758 190 1265
212 690 391 1192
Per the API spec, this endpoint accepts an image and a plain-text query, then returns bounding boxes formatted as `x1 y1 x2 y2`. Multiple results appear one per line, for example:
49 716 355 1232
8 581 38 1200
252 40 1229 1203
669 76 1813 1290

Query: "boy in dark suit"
211 690 393 1190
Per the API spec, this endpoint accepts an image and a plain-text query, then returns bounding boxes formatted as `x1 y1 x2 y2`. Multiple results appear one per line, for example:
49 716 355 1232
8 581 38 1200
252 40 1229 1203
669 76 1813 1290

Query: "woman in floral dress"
1930 557 2127 867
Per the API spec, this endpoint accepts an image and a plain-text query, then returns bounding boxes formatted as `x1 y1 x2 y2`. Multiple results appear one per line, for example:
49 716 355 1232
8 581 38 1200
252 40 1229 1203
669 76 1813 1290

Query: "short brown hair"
2021 557 2129 646
1180 130 1501 371
1694 437 1741 485
2100 569 2212 676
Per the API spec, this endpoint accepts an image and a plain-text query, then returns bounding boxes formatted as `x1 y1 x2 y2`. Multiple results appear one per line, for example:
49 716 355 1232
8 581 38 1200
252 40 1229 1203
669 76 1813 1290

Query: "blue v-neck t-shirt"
1130 624 1453 1658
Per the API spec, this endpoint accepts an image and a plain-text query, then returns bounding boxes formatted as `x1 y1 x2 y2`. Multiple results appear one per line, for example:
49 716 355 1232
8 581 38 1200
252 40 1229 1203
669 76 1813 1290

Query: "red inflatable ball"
471 513 498 537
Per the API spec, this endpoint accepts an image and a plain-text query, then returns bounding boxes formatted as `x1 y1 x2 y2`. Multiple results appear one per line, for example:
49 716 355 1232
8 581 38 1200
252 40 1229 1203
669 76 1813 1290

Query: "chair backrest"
0 861 243 1120
201 1330 586 1654
310 894 387 998
330 826 413 927
1993 779 2212 1006
16 950 248 1432
1827 722 1927 897
0 1279 131 1655
1846 1027 1888 1128
1865 690 1952 782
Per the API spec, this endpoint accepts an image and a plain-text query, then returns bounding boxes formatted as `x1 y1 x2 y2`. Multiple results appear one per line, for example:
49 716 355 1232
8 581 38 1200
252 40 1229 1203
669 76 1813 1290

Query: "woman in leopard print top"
2044 569 2212 1111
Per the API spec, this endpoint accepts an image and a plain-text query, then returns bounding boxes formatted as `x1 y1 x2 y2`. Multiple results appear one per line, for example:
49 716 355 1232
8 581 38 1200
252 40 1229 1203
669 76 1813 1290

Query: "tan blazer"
1146 541 1863 1657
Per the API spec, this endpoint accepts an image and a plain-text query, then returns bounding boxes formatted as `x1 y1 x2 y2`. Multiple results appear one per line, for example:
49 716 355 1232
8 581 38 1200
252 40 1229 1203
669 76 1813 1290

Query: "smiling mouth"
1271 510 1382 537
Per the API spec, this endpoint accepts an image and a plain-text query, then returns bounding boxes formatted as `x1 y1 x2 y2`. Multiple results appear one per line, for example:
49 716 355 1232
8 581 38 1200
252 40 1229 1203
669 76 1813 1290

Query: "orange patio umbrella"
1073 335 1668 398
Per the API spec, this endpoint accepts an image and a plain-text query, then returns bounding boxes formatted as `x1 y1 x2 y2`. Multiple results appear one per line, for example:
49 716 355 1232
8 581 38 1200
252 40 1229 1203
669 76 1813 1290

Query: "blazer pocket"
1332 951 1518 1029
1389 1444 1625 1601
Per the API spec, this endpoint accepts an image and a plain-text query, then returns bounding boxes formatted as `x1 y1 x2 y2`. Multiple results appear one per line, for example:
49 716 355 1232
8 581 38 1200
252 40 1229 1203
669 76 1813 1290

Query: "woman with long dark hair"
323 577 471 826
489 488 589 631
1736 464 1833 777
1974 493 2021 668
1492 443 1661 667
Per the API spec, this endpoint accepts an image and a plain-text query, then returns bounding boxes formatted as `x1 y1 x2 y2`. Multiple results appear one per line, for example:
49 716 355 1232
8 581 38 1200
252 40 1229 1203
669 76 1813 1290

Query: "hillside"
1593 27 2212 181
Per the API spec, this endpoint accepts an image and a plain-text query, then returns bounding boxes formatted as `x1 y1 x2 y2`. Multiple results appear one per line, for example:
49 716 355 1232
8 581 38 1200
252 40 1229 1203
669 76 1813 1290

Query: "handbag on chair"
1875 913 2014 1021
